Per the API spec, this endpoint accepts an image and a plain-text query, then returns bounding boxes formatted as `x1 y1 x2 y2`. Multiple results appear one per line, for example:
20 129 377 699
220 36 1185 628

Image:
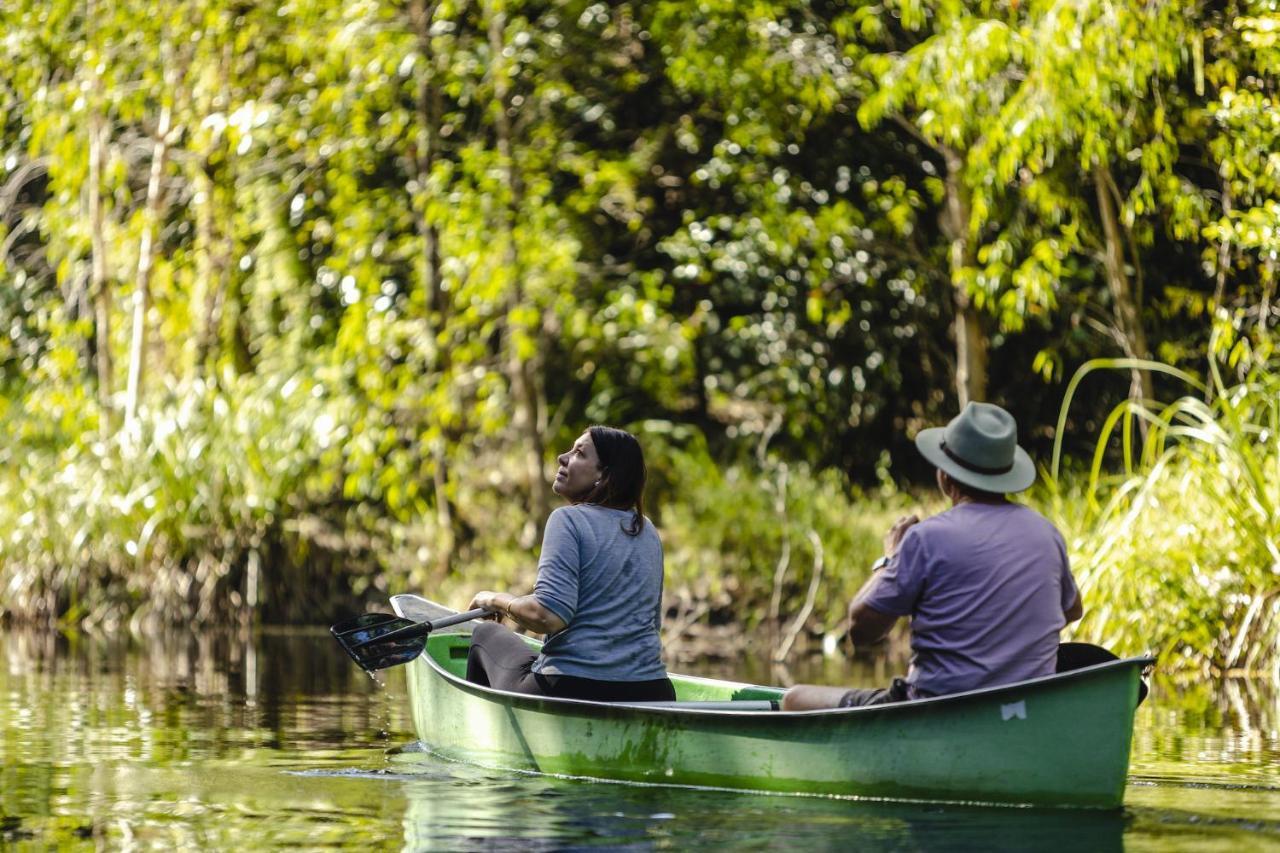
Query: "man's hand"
883 514 919 558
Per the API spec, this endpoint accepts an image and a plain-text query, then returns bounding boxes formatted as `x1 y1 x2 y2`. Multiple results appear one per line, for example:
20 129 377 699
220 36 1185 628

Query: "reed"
1047 355 1280 680
0 369 350 630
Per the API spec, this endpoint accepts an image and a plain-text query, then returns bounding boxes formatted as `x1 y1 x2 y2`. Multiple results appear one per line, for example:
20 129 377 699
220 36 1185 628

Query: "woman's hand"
468 590 511 620
467 591 568 635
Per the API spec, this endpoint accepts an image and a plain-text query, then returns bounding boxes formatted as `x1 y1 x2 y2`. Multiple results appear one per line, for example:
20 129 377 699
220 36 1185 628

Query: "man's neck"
951 494 1008 508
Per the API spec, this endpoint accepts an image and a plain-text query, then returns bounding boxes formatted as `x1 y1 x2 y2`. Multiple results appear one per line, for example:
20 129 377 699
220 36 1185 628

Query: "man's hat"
914 402 1037 493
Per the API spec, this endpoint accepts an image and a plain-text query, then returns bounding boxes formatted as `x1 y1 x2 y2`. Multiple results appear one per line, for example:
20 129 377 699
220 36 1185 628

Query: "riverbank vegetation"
1048 354 1280 681
1 1 1277 675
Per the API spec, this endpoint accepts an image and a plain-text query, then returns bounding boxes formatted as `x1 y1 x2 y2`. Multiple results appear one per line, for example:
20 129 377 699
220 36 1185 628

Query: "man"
782 401 1083 711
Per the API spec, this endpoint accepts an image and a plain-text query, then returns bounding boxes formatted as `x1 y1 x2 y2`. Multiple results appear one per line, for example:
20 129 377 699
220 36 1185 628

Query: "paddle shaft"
353 607 490 648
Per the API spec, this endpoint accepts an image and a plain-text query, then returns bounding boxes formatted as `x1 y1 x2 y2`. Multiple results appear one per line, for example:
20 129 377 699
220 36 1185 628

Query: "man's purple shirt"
860 502 1079 698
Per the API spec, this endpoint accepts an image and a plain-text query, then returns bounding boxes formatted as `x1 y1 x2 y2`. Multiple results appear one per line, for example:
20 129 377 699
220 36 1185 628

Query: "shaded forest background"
1 0 1277 675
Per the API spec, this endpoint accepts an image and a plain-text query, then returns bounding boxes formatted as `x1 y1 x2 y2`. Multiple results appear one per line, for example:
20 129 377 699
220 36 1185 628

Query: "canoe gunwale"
417 634 1154 720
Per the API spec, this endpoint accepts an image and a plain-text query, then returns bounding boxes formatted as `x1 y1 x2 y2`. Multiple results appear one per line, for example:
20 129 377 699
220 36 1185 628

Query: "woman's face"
553 431 603 501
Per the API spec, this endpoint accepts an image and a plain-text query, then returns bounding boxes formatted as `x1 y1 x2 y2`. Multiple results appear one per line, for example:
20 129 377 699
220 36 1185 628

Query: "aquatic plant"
1048 354 1280 680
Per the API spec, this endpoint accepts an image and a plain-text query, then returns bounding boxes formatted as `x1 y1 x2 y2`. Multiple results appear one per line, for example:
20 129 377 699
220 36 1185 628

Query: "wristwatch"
871 555 891 572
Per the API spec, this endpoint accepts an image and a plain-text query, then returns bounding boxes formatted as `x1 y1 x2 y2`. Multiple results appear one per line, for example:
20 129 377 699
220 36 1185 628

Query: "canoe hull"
401 643 1145 808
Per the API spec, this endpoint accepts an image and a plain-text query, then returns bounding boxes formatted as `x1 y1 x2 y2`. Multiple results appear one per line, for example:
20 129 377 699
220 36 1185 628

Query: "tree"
969 0 1201 404
854 2 1029 405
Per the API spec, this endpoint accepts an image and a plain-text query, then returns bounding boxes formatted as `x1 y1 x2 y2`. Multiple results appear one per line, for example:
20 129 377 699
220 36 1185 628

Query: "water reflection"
396 760 1128 851
1 628 409 848
3 628 1280 849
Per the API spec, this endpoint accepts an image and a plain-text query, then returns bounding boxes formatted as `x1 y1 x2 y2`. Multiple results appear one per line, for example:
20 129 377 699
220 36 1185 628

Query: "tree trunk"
124 103 173 433
193 163 217 377
487 0 549 541
410 0 455 574
1093 164 1154 403
431 458 454 577
214 160 253 377
195 39 236 380
88 110 113 414
411 0 447 322
941 153 987 406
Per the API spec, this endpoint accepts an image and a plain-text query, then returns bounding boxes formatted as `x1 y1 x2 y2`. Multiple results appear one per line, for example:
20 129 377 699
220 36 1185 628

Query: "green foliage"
653 439 909 635
0 0 1277 675
0 369 340 627
1047 349 1280 679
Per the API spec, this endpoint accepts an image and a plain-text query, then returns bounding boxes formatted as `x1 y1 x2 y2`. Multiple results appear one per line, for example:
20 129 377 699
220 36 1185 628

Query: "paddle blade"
331 612 402 639
330 613 430 671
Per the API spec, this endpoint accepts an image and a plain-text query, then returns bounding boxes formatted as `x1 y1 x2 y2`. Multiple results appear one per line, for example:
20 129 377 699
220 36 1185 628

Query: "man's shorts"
837 677 912 708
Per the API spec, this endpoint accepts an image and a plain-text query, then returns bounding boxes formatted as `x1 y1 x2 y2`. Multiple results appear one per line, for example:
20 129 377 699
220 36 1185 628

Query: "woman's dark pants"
465 621 675 702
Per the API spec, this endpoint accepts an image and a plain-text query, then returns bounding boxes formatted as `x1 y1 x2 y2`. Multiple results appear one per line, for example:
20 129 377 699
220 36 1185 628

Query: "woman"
465 426 675 702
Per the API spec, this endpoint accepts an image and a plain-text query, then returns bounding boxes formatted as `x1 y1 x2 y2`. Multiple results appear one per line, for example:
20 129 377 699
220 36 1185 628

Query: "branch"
0 157 50 221
774 529 825 663
663 591 711 647
1099 165 1146 308
0 218 37 267
890 112 954 161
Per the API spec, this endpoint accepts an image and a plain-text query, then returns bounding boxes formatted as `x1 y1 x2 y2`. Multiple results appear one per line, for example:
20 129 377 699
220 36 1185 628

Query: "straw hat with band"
914 402 1037 494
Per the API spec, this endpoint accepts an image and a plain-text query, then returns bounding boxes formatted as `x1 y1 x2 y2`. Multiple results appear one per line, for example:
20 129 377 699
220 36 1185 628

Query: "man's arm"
1064 592 1083 623
847 513 918 645
848 594 898 645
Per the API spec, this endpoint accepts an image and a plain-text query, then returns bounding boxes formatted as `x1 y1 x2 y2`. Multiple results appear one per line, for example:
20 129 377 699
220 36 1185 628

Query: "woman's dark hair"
584 425 647 536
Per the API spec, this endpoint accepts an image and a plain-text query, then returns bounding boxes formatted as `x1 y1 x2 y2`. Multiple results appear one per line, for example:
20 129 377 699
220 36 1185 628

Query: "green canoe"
390 595 1152 808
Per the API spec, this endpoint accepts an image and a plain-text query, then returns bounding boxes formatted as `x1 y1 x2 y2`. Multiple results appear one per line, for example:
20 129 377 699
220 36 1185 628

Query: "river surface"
2 628 1279 850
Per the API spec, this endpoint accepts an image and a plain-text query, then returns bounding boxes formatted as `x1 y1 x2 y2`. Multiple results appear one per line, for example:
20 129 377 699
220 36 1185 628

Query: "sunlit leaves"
0 0 1278 635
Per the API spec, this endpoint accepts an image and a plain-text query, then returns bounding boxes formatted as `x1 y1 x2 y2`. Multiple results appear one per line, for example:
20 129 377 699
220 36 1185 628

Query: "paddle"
1057 642 1150 705
331 608 490 672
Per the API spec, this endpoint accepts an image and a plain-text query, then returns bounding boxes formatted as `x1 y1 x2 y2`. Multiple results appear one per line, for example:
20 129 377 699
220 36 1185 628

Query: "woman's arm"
469 590 567 635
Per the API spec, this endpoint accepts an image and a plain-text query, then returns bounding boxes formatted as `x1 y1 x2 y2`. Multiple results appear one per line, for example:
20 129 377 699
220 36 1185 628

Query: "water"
3 630 1280 850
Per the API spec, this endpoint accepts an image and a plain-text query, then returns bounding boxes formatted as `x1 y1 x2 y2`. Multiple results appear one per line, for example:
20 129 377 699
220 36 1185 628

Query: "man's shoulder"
987 502 1061 535
912 502 1060 540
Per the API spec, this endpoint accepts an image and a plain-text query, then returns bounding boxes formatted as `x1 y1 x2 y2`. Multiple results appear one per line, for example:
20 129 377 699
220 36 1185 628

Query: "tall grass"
1047 356 1280 680
0 369 358 630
